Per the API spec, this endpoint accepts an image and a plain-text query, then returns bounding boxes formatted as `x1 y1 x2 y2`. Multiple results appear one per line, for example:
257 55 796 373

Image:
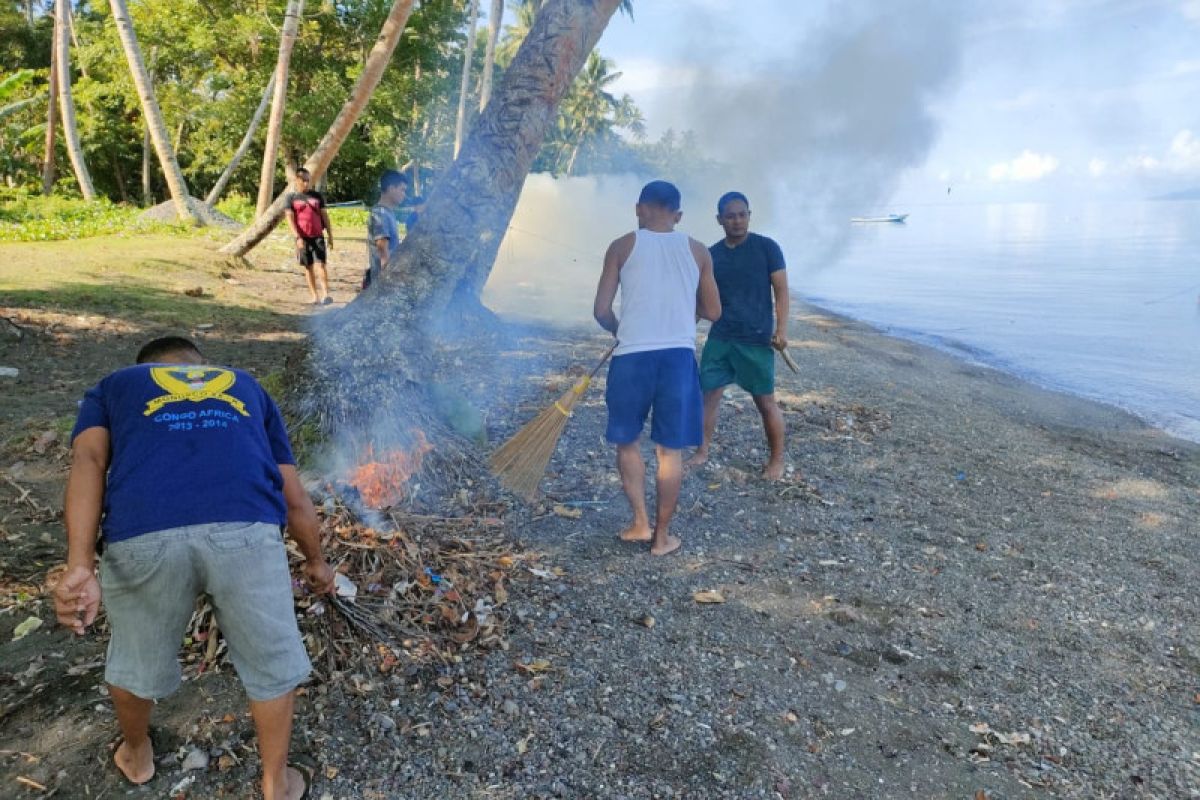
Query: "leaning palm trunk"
478 0 503 112
256 0 303 218
206 73 275 206
296 0 624 431
55 0 96 200
108 0 203 224
220 0 417 257
453 0 481 157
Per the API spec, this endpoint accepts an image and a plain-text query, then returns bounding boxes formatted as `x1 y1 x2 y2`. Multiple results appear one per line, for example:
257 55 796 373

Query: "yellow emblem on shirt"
142 367 250 417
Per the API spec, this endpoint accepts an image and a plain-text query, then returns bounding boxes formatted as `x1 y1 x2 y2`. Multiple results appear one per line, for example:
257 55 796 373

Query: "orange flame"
349 431 433 508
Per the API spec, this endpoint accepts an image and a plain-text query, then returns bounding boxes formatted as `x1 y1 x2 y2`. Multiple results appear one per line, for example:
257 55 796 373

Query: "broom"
489 343 617 500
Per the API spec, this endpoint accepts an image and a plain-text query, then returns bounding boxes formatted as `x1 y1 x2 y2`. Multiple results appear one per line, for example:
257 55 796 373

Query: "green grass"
0 189 186 242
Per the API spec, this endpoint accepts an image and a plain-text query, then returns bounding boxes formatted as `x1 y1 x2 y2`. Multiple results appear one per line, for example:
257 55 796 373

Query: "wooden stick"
778 346 800 373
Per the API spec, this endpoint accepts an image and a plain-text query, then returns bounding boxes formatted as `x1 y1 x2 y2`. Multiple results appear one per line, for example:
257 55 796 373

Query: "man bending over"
53 336 335 799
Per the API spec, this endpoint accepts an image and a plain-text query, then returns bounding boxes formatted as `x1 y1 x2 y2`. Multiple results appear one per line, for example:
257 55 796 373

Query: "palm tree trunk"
453 0 481 158
296 0 624 431
205 73 275 206
477 0 503 112
142 125 153 205
441 0 623 310
108 0 203 224
256 0 304 219
141 48 156 206
54 0 96 200
220 0 417 256
41 36 59 196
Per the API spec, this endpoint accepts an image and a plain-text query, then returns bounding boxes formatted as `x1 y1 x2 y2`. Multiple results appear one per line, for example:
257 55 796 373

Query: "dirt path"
1 234 1197 798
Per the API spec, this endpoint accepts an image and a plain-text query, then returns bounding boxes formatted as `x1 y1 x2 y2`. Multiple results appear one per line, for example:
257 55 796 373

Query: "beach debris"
0 367 18 379
551 504 583 519
333 573 358 599
692 589 726 604
168 774 196 796
638 614 656 628
12 616 42 640
181 747 210 771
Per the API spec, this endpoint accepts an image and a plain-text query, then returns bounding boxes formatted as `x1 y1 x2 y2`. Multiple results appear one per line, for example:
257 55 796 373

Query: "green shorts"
699 337 775 396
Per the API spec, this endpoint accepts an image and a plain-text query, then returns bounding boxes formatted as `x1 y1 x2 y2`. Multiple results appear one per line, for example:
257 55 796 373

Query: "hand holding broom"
489 343 617 500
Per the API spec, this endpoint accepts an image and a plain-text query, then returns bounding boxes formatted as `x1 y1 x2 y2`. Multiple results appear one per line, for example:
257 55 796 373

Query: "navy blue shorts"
605 348 702 449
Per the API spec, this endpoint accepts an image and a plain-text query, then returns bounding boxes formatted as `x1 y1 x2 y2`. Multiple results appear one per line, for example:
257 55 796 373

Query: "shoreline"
794 290 1200 446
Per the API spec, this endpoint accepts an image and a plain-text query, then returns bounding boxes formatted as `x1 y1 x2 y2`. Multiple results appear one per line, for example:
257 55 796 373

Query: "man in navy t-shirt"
53 336 334 799
688 191 790 479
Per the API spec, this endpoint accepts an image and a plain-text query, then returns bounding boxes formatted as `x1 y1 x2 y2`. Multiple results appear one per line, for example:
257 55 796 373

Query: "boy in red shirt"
284 168 334 305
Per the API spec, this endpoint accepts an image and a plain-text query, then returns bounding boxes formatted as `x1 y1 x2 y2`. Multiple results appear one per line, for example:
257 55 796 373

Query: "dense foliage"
1 0 690 207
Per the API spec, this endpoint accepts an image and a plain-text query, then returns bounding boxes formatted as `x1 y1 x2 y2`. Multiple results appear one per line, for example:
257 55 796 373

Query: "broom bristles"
489 344 616 500
489 377 594 499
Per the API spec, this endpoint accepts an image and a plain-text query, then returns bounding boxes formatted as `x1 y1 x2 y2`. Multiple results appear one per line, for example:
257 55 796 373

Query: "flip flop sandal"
288 753 319 800
106 733 157 787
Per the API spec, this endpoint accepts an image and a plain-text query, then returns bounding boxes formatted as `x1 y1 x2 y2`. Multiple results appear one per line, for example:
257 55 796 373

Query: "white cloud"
1183 0 1200 23
1167 129 1200 169
1124 129 1200 175
988 150 1060 182
1088 158 1108 177
1170 59 1200 76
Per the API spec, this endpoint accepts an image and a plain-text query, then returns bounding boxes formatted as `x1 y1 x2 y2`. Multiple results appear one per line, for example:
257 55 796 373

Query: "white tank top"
615 229 700 356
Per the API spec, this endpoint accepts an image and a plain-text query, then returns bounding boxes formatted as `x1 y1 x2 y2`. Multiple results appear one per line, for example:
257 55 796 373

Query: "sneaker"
321 296 333 305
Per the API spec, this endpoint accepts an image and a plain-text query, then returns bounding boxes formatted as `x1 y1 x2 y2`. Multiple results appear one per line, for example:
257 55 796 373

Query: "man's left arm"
770 269 789 350
279 464 335 595
319 196 333 249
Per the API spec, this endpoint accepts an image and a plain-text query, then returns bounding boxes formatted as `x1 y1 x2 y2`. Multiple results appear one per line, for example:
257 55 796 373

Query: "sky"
584 0 1200 205
483 0 1200 305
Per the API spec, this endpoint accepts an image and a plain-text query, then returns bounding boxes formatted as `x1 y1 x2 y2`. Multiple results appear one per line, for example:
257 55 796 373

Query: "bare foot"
650 535 682 556
113 736 155 785
762 461 785 480
683 450 708 470
618 522 653 542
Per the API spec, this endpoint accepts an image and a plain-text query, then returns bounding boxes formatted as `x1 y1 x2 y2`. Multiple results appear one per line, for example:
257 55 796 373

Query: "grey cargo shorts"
99 521 311 701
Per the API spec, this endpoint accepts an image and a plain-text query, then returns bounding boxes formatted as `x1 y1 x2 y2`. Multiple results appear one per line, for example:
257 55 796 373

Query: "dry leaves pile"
294 498 530 676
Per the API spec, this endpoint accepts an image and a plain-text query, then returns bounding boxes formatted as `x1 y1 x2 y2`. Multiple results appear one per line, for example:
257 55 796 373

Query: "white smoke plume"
484 4 965 320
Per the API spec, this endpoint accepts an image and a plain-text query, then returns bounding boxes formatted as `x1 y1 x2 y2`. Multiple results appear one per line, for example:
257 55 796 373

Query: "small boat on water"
850 213 908 224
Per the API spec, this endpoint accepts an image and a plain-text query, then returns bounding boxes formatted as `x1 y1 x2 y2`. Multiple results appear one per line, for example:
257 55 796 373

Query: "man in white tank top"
593 181 722 556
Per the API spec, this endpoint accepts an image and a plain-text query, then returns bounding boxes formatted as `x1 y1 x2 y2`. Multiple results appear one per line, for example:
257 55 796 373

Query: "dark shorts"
297 236 327 268
699 337 776 396
605 348 702 449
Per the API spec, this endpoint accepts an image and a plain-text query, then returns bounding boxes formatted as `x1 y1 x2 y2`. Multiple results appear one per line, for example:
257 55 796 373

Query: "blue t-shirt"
708 232 786 346
71 363 295 543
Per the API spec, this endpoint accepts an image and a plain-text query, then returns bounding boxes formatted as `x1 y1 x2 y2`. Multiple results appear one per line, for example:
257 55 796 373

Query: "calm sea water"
800 200 1200 442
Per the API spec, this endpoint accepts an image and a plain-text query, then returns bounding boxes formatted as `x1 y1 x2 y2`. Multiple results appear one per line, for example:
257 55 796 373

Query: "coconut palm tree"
477 0 503 112
559 51 621 174
54 0 96 200
453 0 481 157
41 50 58 195
256 0 304 218
107 0 203 224
220 0 418 256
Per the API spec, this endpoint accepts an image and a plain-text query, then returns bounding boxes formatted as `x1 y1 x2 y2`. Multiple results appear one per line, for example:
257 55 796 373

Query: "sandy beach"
1 264 1197 797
